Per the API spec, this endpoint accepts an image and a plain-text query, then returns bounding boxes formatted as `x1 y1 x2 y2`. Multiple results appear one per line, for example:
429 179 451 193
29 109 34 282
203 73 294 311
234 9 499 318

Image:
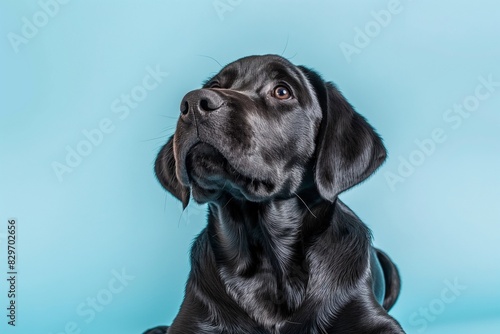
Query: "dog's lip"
184 142 242 183
181 141 275 201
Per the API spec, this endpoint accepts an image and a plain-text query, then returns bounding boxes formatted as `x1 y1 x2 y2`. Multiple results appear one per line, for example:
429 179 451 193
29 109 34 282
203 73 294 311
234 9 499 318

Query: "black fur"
147 55 404 334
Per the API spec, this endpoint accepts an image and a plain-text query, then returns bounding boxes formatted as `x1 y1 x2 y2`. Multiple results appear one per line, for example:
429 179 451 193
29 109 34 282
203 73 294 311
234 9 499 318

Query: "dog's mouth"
184 142 276 202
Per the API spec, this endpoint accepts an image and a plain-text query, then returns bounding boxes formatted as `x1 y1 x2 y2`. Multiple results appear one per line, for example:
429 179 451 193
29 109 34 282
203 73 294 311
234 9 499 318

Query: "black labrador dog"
146 55 404 333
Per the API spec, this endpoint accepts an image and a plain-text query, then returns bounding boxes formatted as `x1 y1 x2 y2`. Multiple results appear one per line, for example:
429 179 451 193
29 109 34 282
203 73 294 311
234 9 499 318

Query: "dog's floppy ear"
299 66 387 201
154 135 190 208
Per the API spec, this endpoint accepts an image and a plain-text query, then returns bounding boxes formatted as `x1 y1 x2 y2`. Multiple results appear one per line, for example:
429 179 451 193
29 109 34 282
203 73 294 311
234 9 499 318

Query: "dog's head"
155 55 386 207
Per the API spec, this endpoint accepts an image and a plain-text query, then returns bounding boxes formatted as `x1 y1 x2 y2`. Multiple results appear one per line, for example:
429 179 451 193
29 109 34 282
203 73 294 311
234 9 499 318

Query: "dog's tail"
143 326 169 334
376 249 401 311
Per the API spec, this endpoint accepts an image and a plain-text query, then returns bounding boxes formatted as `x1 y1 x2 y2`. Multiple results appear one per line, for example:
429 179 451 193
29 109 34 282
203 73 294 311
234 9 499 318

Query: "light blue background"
1 0 499 333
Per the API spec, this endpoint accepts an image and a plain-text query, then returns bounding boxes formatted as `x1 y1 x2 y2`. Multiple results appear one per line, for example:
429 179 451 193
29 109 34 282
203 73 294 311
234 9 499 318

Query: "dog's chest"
218 255 309 329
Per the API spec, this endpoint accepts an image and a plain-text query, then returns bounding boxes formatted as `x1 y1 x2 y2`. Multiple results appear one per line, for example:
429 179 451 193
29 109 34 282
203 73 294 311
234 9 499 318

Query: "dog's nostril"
181 101 189 115
199 98 220 112
199 99 210 112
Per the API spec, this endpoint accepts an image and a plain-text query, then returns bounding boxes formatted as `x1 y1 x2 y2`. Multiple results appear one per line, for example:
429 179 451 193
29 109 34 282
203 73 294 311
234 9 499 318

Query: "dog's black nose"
180 89 223 118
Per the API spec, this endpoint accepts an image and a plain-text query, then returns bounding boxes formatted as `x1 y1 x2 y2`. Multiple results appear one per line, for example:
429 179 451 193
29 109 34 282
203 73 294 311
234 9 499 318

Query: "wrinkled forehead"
209 55 310 92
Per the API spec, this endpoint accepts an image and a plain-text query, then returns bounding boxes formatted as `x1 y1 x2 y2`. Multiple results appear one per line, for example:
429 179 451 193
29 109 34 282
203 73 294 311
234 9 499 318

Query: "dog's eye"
273 86 292 100
209 82 221 89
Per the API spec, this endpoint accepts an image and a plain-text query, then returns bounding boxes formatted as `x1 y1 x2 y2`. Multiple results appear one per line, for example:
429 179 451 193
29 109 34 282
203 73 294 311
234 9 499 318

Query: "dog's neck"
205 190 333 322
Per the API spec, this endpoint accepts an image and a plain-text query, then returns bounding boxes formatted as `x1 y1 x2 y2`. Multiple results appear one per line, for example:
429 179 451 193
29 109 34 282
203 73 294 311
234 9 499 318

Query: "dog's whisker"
157 114 178 119
197 54 223 68
280 34 290 57
178 206 187 227
221 198 232 210
160 126 176 131
293 192 317 219
286 52 298 60
140 135 171 142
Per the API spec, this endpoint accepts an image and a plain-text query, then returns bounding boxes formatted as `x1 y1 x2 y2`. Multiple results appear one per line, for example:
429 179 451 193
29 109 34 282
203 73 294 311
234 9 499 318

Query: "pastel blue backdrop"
1 1 499 333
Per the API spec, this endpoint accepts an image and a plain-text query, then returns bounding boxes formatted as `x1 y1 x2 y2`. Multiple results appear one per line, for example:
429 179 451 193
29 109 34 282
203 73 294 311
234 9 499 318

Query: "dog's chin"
184 143 278 204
